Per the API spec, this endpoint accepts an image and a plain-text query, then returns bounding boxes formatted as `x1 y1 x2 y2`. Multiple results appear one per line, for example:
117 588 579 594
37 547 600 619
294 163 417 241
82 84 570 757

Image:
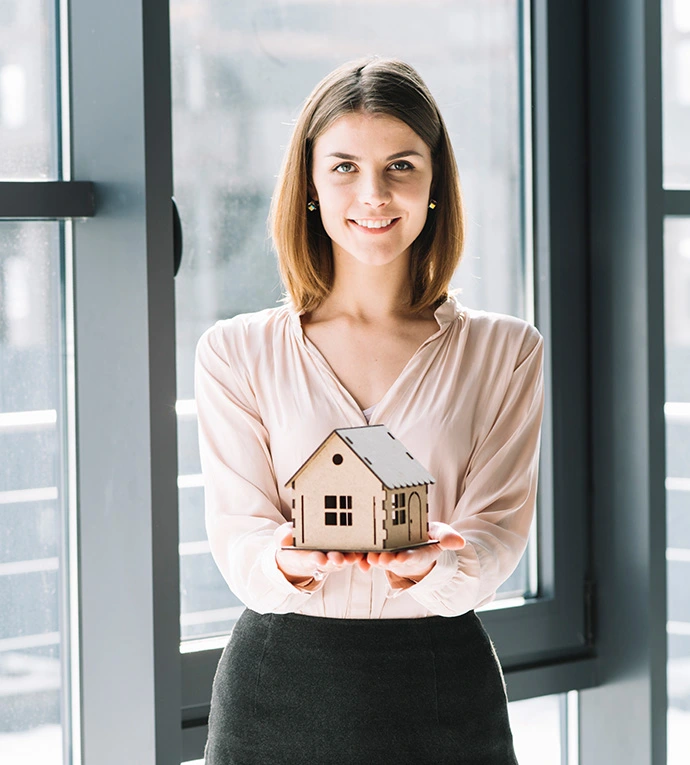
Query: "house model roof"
284 424 436 489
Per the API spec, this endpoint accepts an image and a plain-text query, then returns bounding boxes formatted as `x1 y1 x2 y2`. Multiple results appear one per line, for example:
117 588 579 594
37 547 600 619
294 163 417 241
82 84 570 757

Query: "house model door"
408 492 422 543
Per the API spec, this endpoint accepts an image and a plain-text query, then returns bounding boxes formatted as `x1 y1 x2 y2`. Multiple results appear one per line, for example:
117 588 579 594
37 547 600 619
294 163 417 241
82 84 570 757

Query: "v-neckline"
287 295 465 424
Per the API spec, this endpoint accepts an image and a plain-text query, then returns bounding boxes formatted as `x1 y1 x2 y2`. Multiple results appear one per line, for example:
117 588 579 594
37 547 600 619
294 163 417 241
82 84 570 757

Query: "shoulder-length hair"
269 56 465 315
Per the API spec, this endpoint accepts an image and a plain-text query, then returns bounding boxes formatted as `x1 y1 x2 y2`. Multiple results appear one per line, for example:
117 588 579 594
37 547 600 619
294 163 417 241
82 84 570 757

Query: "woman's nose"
357 173 391 207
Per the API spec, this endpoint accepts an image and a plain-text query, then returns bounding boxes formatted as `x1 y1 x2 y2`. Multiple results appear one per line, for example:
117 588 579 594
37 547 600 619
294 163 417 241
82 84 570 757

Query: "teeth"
353 218 394 229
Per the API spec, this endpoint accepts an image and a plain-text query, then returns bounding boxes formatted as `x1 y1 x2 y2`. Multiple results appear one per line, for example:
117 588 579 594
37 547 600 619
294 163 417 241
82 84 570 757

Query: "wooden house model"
284 424 436 552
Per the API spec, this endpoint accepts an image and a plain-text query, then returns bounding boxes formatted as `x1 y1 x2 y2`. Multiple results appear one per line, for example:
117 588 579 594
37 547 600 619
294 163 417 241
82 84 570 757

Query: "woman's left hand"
361 521 466 587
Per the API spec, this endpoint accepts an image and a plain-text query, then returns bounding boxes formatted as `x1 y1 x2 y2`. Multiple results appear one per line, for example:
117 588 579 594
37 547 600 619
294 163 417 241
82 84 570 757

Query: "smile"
349 217 400 233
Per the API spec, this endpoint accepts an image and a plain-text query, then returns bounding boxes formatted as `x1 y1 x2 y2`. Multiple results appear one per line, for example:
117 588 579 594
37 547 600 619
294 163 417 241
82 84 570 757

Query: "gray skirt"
205 608 518 765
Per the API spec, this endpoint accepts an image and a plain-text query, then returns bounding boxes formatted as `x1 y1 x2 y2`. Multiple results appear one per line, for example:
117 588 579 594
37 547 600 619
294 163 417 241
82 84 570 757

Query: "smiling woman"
269 56 465 318
310 112 433 267
196 56 544 764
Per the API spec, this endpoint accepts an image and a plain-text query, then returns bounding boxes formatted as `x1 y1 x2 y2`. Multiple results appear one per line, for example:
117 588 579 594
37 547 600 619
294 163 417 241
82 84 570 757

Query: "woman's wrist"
386 561 437 590
276 554 320 589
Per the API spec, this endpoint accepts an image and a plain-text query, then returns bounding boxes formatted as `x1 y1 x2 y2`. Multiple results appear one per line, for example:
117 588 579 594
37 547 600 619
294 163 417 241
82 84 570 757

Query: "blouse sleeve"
395 326 545 617
194 321 325 614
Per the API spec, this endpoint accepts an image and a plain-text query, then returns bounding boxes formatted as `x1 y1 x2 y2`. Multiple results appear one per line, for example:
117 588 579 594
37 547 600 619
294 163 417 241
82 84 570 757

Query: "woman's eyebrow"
325 150 425 161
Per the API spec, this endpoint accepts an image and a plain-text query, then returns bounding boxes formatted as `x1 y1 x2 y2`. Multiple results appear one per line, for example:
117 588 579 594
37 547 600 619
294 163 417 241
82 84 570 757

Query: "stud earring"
428 199 437 210
307 200 319 212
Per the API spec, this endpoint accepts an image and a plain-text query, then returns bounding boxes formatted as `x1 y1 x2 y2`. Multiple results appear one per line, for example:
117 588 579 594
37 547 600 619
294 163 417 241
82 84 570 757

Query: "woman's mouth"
348 217 400 234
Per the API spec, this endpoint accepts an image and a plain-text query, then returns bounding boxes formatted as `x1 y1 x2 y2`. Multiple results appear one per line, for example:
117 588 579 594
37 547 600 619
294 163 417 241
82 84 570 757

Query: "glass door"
0 2 77 763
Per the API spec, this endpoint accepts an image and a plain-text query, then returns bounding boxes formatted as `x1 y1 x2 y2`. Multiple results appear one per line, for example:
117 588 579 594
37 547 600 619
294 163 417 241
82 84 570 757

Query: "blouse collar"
286 291 465 331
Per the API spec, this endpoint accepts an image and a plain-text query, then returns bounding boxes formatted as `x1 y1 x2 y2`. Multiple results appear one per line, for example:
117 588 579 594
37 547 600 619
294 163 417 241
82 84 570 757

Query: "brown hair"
269 56 465 315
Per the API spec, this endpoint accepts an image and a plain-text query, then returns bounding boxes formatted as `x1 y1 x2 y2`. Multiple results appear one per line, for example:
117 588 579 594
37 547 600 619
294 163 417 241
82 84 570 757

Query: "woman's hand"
365 522 466 588
274 522 365 588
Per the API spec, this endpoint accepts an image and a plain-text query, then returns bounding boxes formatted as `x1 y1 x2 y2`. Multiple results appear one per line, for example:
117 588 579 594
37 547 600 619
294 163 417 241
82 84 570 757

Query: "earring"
428 199 437 210
307 200 319 212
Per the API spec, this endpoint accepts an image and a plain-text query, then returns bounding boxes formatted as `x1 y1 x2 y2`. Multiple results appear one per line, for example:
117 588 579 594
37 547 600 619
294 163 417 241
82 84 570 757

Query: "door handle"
172 196 183 276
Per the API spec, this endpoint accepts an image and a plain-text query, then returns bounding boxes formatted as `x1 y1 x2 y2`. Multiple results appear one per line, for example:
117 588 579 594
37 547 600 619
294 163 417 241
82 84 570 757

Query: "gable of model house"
284 424 436 489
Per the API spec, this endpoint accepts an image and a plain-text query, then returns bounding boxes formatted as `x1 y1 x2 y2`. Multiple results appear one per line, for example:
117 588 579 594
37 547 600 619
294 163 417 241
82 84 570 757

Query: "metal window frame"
67 0 181 763
578 1 668 764
180 1 599 757
665 189 690 216
0 182 95 219
1 0 180 760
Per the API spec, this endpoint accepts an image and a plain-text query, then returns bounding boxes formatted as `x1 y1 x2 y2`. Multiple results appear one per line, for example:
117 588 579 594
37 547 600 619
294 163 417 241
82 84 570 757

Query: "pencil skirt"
204 608 519 765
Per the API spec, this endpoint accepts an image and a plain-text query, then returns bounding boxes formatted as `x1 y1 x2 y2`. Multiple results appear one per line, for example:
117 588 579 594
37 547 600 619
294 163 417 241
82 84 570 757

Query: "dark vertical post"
580 1 666 763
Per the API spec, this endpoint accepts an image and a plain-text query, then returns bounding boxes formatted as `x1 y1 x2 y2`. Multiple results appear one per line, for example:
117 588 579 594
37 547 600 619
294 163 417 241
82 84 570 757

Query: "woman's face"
309 111 434 268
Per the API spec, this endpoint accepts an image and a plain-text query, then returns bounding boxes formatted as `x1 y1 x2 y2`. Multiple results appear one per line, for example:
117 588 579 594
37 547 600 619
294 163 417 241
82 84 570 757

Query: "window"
663 5 690 759
2 0 606 761
391 494 407 525
0 223 69 763
8 0 670 760
325 497 351 525
169 0 548 663
507 693 577 764
662 0 690 186
0 0 57 179
663 217 690 759
0 2 75 762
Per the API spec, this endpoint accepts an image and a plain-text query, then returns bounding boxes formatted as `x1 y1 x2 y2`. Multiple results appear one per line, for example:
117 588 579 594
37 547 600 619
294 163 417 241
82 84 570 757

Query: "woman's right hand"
273 522 365 586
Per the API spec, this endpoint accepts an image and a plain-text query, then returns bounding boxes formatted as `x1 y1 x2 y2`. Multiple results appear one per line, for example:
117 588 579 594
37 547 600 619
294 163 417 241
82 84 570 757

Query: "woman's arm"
384 327 545 616
194 321 326 614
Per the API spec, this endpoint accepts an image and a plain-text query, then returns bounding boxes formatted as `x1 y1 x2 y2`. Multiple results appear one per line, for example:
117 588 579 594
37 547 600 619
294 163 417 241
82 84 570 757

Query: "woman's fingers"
429 522 466 550
367 549 416 566
366 551 380 567
274 517 466 581
308 551 329 567
276 517 439 579
364 542 445 580
437 533 465 550
273 521 293 548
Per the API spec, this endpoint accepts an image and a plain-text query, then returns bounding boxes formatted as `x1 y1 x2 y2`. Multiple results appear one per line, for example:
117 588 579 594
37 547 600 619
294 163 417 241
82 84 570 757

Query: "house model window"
324 495 353 526
391 493 407 525
284 424 436 552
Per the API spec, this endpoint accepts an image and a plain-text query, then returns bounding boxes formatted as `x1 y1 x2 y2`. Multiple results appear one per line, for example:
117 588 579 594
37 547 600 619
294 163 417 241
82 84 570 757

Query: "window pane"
664 217 690 764
172 0 529 640
662 0 690 187
508 693 568 764
0 223 70 763
0 1 58 179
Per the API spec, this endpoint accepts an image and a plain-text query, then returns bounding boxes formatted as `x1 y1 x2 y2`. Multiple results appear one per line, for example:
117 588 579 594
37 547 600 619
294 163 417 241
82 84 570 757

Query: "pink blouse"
194 293 545 618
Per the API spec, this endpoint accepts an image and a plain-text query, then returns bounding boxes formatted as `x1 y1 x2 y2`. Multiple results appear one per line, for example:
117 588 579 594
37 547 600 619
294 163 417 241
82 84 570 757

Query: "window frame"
180 4 599 757
67 0 181 762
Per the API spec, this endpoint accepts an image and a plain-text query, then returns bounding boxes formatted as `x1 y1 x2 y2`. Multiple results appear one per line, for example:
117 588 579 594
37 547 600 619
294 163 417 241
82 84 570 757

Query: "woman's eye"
390 161 413 171
334 162 356 173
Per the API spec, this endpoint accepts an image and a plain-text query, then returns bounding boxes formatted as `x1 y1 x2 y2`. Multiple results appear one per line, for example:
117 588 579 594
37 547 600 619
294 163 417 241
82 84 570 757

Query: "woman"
195 56 544 764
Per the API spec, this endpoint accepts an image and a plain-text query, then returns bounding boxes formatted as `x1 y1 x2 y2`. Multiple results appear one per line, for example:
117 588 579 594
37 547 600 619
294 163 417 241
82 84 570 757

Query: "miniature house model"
284 424 436 552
